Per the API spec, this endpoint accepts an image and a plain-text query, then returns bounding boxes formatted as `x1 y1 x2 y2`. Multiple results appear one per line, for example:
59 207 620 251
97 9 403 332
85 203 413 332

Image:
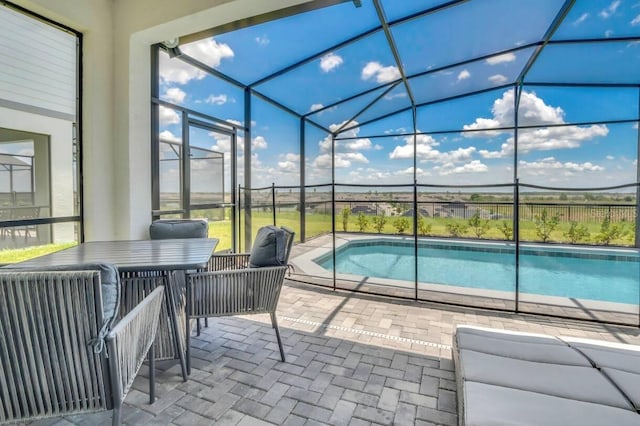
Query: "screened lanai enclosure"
153 0 640 326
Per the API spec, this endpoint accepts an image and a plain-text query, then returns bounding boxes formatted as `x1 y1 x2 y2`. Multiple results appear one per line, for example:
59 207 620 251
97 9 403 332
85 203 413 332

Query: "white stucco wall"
9 0 315 240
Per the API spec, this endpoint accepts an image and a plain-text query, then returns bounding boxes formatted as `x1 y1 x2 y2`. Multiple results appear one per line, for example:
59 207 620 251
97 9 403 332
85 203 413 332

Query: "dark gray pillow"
249 226 289 268
149 219 208 240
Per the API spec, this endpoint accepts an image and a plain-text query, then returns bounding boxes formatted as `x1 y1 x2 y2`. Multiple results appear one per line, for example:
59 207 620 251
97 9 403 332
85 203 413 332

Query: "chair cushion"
457 349 632 410
462 381 640 426
455 326 590 366
249 226 290 268
602 368 640 411
149 219 208 239
562 337 640 374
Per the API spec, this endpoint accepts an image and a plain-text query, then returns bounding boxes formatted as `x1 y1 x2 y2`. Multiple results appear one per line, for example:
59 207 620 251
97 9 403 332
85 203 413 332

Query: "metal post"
272 183 277 225
300 118 306 242
413 179 418 301
331 134 336 291
237 184 242 252
514 84 521 313
244 88 252 250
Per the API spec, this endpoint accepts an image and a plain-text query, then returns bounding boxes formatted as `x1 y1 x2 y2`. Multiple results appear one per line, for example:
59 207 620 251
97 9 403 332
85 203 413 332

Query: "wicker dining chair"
0 266 164 426
185 226 295 374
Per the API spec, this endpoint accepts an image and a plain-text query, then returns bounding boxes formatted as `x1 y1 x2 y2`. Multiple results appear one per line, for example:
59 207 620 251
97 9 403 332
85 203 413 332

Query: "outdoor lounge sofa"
0 265 164 425
453 325 640 426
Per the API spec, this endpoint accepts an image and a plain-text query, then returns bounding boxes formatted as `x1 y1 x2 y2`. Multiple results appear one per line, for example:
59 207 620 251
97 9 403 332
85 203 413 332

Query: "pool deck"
31 279 640 425
289 233 640 325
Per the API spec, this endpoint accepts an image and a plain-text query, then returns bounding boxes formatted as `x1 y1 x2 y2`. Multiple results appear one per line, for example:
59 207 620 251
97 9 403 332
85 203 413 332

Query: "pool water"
316 240 640 304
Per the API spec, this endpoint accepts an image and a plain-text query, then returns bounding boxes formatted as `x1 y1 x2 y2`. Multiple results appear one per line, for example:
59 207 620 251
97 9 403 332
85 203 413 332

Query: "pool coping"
289 234 639 315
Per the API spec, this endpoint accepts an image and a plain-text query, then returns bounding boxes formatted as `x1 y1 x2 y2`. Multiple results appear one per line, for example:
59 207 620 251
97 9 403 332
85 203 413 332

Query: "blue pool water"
316 240 640 304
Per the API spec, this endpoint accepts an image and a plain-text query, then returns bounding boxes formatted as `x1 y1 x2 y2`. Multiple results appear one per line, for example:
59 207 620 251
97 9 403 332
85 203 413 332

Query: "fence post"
271 183 276 226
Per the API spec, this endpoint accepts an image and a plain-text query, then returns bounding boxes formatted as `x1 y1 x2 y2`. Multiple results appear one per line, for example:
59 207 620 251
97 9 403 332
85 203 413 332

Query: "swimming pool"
314 239 640 304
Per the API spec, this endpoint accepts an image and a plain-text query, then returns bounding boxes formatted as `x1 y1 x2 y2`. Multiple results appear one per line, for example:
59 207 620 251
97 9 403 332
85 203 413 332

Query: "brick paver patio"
31 281 640 425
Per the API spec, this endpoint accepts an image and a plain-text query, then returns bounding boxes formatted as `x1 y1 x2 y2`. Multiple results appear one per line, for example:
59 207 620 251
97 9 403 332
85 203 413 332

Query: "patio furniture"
9 238 218 382
0 266 165 426
185 226 295 374
453 325 640 425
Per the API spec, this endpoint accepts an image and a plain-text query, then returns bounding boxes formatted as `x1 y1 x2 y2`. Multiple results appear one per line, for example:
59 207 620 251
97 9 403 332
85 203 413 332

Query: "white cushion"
458 349 632 410
462 381 640 426
455 331 590 366
562 337 640 374
602 368 640 411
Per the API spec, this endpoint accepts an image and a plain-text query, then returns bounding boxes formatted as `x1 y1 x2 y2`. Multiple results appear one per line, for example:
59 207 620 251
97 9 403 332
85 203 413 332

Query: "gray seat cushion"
562 337 640 374
149 219 208 239
455 326 590 366
249 226 291 268
458 349 632 410
462 381 640 426
602 368 640 411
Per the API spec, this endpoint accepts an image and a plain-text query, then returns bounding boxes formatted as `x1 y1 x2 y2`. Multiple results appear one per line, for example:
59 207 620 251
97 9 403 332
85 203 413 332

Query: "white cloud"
311 121 374 168
181 38 234 68
605 29 614 37
519 157 604 174
599 0 620 18
488 74 508 84
312 152 369 168
457 69 471 81
205 94 229 105
464 89 609 158
435 160 488 175
320 53 343 72
606 155 615 160
159 106 180 125
164 87 186 104
389 133 477 166
252 136 268 149
310 103 324 112
159 130 181 143
485 52 516 65
574 13 589 25
160 39 233 85
277 153 300 173
159 53 206 84
384 91 408 100
632 14 640 26
255 35 270 46
361 61 400 83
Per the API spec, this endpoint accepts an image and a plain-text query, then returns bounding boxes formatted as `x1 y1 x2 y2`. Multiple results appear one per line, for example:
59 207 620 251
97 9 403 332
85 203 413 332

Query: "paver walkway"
31 281 640 425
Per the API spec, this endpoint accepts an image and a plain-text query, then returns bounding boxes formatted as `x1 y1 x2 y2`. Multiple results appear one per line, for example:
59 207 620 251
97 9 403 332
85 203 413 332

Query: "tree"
393 217 410 234
340 207 350 232
563 221 590 244
418 216 432 236
445 221 468 237
356 212 369 232
595 217 623 246
470 193 481 202
372 211 387 233
499 221 513 240
468 210 489 238
534 209 560 242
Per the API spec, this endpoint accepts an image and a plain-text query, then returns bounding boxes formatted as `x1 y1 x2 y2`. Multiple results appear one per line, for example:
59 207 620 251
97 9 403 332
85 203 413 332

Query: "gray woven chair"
0 267 164 426
119 218 209 381
186 226 295 374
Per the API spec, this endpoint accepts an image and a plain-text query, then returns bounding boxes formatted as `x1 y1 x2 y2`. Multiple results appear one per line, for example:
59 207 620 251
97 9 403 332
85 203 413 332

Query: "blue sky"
157 0 640 192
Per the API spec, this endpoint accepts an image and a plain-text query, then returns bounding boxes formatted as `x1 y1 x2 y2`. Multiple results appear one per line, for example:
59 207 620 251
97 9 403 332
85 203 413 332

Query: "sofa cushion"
462 381 640 426
562 337 640 374
149 219 208 240
602 368 640 411
457 349 632 410
455 328 590 366
249 226 290 268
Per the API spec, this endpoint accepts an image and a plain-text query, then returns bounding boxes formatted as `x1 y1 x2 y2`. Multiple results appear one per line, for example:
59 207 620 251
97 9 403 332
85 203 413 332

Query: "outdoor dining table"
7 238 218 381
